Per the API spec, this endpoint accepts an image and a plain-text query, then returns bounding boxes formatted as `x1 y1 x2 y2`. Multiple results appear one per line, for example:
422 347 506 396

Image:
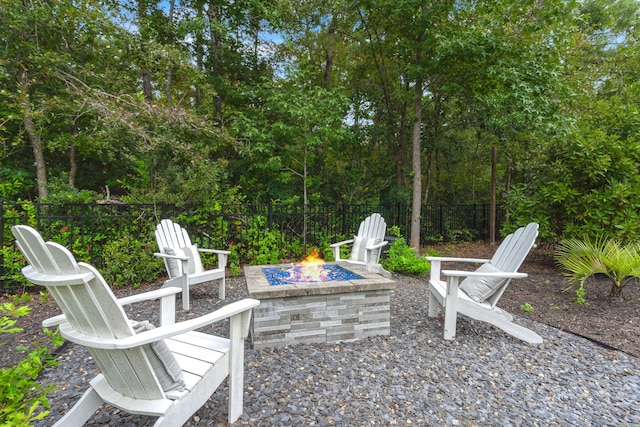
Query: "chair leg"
332 246 341 262
428 289 440 318
181 275 190 311
228 313 247 423
487 318 543 344
218 277 225 300
52 387 103 426
442 277 460 340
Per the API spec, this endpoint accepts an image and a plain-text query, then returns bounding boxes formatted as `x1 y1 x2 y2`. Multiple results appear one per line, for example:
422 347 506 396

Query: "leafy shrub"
0 168 32 201
555 235 640 301
100 235 164 287
238 216 288 265
381 227 434 276
445 225 477 243
227 245 242 276
504 127 640 243
0 246 31 289
247 231 286 264
0 303 60 426
43 175 98 204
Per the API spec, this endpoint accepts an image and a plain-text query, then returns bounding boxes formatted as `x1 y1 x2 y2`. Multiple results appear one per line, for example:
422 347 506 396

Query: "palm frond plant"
555 236 640 302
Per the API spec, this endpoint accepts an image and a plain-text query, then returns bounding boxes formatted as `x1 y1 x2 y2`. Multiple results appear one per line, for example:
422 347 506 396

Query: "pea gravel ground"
34 274 639 427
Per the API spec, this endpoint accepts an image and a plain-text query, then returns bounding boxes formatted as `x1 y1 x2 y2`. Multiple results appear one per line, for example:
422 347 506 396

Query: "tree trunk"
206 2 224 119
397 80 410 189
323 16 337 88
490 146 497 245
166 0 175 106
20 69 48 199
610 281 626 299
410 4 426 252
142 68 153 101
195 46 204 109
324 44 333 87
69 143 77 187
410 79 423 251
423 151 432 203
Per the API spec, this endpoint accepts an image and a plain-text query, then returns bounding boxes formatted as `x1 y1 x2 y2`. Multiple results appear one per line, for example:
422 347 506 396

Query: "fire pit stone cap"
243 262 395 299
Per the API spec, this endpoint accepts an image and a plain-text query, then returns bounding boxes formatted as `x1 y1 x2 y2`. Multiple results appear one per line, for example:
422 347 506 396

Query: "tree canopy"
1 0 639 244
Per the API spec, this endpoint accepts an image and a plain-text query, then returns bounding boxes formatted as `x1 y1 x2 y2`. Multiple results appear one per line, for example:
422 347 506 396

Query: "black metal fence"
1 200 503 285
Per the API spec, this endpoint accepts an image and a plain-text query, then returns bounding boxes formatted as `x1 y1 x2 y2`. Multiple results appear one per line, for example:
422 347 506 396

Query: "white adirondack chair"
426 222 542 344
330 213 390 276
12 225 259 427
155 219 230 310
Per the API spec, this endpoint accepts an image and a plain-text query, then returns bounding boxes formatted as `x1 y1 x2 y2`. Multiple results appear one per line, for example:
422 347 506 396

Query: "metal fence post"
341 203 348 237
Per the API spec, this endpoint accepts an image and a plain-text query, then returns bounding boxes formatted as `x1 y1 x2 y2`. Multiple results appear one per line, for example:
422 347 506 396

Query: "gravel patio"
34 273 639 426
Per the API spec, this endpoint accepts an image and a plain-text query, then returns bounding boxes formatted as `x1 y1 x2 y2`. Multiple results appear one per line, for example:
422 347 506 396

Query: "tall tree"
0 0 119 199
505 0 640 241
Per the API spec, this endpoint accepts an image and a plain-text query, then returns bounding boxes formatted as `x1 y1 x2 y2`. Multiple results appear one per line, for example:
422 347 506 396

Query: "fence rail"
1 201 504 286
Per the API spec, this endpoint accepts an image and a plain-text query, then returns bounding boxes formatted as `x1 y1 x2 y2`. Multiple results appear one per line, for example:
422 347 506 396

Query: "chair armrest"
361 240 389 265
59 298 261 349
197 248 230 269
366 240 388 250
117 287 182 306
426 256 491 282
425 256 490 263
198 248 231 255
42 314 66 328
330 239 354 248
153 252 189 261
331 239 354 262
441 270 527 279
42 287 183 329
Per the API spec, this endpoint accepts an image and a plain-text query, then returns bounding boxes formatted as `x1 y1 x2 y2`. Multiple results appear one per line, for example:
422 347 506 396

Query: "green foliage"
555 236 640 301
0 303 30 334
226 245 242 277
0 303 58 426
124 142 234 210
238 216 288 265
0 168 33 201
0 246 31 288
381 236 433 276
285 240 307 262
445 226 477 243
504 7 640 243
519 303 534 313
38 290 49 304
506 131 640 242
100 235 164 288
574 285 587 305
42 176 98 204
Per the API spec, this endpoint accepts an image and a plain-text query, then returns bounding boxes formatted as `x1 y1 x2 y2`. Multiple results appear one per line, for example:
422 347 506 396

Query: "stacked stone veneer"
244 263 396 349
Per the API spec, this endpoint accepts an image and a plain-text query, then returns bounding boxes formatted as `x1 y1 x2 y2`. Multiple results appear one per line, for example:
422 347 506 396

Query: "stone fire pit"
244 262 396 349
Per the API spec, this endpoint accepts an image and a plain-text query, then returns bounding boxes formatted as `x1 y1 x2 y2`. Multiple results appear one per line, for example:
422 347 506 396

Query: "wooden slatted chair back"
156 219 204 278
484 222 539 307
156 219 192 251
357 213 387 239
12 225 168 400
490 222 539 273
355 213 387 262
